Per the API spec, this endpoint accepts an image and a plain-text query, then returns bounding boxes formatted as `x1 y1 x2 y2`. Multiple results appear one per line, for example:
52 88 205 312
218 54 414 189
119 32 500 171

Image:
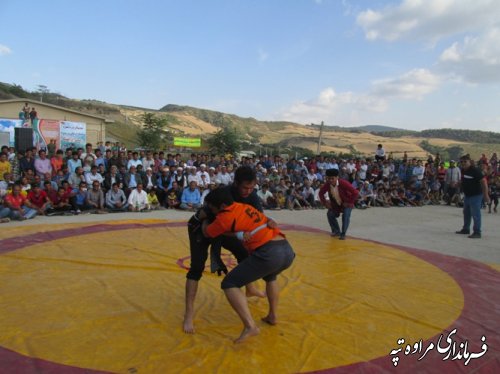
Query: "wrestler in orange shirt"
202 188 295 343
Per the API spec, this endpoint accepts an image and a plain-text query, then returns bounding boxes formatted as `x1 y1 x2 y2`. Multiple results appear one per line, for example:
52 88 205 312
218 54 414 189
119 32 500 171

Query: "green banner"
173 137 201 147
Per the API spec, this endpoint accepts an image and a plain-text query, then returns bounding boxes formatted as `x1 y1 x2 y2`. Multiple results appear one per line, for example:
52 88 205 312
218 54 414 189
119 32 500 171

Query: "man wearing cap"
455 155 490 238
319 168 359 240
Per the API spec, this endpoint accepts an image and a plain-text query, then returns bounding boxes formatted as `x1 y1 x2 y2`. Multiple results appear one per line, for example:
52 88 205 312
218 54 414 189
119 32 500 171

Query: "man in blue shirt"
180 181 201 211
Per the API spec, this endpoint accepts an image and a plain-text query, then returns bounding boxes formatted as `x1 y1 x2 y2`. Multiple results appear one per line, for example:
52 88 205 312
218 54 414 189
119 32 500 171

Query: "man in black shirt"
183 166 271 334
455 155 490 238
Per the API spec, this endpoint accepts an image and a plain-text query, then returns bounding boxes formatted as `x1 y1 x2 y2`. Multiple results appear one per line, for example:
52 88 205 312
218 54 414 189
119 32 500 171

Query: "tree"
137 113 168 150
207 126 243 155
446 145 464 161
37 85 49 102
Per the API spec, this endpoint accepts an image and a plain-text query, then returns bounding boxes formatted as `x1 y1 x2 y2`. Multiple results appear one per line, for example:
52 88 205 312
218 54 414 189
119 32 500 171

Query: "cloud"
258 48 269 62
0 44 12 56
279 68 441 124
356 0 500 43
279 87 389 125
438 28 500 82
370 68 441 100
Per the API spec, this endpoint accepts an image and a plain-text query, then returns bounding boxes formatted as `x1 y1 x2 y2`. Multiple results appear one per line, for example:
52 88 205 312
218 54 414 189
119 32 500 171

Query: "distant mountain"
350 125 410 133
1 81 498 159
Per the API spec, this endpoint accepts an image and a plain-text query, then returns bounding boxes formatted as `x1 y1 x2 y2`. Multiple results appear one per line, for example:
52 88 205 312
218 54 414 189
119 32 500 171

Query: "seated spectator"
285 188 302 210
0 194 11 223
48 187 73 215
73 182 92 213
128 183 149 211
301 180 315 208
295 185 311 209
166 181 182 209
106 183 129 212
200 182 217 205
4 183 37 220
27 184 51 215
86 181 106 212
390 188 406 207
147 188 161 210
358 181 375 208
180 180 201 211
257 183 277 209
276 190 286 209
374 187 390 207
215 165 232 186
68 166 86 188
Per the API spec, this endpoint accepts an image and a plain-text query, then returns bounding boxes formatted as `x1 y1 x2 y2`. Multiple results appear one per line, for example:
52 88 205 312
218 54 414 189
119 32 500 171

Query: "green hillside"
1 82 498 159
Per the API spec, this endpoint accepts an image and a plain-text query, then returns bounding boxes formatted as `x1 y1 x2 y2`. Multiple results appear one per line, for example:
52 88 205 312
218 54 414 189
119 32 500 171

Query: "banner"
60 121 87 150
173 137 201 148
37 119 63 149
0 118 30 146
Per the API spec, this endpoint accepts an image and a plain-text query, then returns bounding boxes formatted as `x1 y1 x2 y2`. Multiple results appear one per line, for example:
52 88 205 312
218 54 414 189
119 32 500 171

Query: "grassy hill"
1 82 498 159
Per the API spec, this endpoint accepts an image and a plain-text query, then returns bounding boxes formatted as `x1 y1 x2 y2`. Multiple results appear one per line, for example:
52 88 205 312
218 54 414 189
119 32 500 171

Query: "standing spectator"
0 153 11 181
29 107 37 124
47 139 56 158
50 149 65 177
455 155 490 239
445 160 461 205
67 152 82 173
22 102 30 121
85 165 104 187
80 143 96 165
34 150 52 179
375 144 386 162
319 168 359 240
127 152 142 170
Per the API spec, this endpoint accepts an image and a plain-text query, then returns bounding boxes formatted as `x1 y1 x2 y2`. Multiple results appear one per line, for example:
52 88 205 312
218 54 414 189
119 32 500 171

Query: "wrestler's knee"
186 269 203 281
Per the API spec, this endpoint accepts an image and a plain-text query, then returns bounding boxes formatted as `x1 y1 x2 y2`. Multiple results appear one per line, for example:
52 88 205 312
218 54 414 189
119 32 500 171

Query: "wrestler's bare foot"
261 315 277 325
183 317 195 334
234 325 260 343
245 287 266 298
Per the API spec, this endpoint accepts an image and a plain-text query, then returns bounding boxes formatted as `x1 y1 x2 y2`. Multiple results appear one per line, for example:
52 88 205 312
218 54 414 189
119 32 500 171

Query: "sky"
1 0 500 132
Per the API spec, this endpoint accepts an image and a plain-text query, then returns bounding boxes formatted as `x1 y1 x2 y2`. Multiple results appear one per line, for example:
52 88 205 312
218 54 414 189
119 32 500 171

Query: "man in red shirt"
4 184 37 220
27 184 50 215
202 188 295 343
319 168 359 240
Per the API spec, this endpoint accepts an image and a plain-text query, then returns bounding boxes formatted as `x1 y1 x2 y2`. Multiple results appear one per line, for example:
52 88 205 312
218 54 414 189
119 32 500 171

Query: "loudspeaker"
15 127 34 153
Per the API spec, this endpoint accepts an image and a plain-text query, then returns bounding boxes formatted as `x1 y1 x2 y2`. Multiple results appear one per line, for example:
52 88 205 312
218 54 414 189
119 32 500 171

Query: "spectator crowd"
0 141 498 223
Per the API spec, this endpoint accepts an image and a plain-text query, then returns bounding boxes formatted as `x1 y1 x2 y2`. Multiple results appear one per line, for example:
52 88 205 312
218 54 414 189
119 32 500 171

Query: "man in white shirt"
215 165 232 186
85 165 104 186
375 144 386 162
128 183 149 211
412 160 425 181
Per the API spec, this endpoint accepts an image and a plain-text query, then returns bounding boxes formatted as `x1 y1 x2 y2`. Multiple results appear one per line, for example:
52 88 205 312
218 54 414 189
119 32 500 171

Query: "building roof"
0 99 114 123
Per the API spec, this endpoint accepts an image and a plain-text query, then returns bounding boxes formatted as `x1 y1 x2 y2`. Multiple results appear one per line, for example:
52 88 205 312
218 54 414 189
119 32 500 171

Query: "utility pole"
317 121 324 155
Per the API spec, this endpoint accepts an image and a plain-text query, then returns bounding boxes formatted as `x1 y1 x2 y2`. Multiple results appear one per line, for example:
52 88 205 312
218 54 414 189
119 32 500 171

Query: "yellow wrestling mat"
0 220 468 373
